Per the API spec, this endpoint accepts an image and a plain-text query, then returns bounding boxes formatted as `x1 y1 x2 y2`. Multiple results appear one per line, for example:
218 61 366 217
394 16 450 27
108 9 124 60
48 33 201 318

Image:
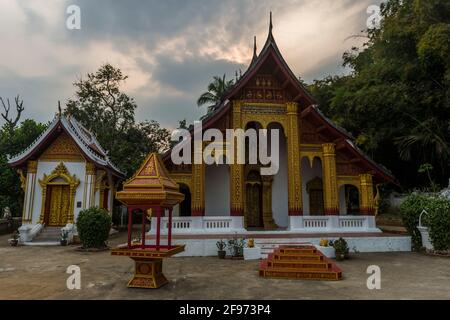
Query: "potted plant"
8 231 19 247
228 238 245 258
60 229 69 246
333 237 349 261
216 240 226 259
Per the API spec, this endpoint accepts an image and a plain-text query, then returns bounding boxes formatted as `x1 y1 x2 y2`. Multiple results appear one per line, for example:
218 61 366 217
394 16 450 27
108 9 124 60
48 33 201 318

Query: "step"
259 267 342 281
277 248 317 255
270 253 324 261
267 260 332 270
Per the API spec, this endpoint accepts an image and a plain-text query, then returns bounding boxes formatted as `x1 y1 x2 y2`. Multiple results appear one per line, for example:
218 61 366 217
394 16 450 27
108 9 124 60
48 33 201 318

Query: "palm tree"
197 74 234 113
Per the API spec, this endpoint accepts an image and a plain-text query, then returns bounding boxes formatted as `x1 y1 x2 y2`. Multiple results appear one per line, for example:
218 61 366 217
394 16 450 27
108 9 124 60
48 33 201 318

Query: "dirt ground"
0 232 449 300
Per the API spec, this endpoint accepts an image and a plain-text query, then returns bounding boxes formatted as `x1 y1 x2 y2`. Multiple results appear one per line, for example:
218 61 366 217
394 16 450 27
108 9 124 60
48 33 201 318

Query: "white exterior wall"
301 157 323 216
205 164 230 216
29 161 88 224
271 130 289 228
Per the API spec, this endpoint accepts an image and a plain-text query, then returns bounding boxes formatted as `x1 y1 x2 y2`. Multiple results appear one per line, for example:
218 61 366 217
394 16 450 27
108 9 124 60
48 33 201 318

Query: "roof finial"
269 11 273 34
253 36 257 58
58 101 62 117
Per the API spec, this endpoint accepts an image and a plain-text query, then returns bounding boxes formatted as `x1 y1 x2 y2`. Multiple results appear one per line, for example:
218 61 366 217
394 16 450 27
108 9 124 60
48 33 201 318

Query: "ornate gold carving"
359 173 375 215
17 169 26 191
170 174 193 191
191 160 205 215
261 175 278 229
286 102 302 215
27 161 38 173
321 143 339 214
86 162 96 175
39 133 84 161
230 100 244 215
38 162 80 225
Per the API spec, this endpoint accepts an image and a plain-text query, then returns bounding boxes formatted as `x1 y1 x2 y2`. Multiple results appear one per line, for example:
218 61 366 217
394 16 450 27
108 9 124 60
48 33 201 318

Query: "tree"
197 74 234 112
0 95 24 136
65 64 171 176
0 115 47 217
308 0 450 189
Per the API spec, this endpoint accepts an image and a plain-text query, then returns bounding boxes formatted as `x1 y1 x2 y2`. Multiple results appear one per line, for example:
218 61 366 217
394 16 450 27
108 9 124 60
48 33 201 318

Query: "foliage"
400 193 450 251
197 74 234 113
65 64 170 176
333 237 349 254
216 239 226 251
76 207 111 248
227 238 245 257
0 118 47 216
308 0 450 189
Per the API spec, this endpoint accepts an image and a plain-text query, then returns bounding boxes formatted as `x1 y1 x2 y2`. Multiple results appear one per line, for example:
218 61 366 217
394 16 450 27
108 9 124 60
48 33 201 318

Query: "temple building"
8 113 125 243
159 14 396 245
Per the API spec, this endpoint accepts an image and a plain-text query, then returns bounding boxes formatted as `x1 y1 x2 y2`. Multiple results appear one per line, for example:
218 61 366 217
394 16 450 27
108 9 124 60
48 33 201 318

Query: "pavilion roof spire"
268 11 274 41
250 35 258 66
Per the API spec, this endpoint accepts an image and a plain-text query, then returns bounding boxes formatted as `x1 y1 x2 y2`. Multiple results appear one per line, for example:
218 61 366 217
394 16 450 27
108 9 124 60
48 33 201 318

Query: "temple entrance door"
307 177 324 216
245 171 263 228
45 185 70 226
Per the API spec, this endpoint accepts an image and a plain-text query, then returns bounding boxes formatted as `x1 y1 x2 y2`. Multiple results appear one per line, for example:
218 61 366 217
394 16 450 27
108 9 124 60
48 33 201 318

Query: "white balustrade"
150 215 379 234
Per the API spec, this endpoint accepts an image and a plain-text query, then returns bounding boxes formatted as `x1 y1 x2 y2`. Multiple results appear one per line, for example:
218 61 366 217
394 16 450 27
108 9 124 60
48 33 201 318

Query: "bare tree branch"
0 95 24 132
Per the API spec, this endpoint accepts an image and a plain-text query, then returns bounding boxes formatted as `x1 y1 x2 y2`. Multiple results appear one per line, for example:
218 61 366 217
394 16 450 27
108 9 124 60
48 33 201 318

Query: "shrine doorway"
339 184 360 215
307 177 325 216
179 184 191 216
245 170 263 228
44 183 70 226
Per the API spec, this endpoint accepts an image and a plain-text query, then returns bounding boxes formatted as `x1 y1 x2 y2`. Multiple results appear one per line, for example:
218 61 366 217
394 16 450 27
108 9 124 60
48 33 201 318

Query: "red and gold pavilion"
111 153 185 289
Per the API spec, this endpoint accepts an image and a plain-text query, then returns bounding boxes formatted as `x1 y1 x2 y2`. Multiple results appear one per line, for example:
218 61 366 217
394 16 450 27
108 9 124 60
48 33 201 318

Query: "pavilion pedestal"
111 245 185 289
128 257 168 289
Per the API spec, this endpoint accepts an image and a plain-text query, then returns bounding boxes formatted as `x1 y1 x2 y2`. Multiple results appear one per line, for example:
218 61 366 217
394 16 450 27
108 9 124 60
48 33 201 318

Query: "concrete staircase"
259 245 343 281
30 226 61 245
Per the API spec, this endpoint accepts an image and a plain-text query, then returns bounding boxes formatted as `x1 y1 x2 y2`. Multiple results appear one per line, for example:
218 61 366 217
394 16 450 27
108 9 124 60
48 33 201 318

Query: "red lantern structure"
111 153 185 288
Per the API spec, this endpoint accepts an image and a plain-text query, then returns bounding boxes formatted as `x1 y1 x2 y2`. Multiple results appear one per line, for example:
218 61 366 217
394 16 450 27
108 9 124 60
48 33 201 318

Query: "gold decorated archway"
38 162 80 224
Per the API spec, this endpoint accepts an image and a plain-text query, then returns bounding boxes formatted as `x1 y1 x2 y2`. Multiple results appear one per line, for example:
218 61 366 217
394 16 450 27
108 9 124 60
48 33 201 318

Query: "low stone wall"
0 218 22 235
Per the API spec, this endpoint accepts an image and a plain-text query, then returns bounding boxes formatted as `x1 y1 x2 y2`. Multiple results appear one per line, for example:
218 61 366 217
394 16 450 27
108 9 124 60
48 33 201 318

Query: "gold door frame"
39 162 80 224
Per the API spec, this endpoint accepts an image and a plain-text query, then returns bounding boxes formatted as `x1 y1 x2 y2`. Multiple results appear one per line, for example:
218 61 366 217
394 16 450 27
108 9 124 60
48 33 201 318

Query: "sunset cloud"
0 0 383 129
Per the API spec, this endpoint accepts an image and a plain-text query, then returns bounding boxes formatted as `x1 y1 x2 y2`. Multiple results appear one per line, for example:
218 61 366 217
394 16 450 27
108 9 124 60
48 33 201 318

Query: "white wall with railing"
150 215 380 234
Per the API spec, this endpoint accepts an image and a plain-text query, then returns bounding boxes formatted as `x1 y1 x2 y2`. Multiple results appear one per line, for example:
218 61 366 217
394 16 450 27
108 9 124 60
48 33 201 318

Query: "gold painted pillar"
322 143 339 215
360 173 375 215
192 152 205 216
286 102 302 216
23 161 37 223
230 100 244 216
261 176 278 229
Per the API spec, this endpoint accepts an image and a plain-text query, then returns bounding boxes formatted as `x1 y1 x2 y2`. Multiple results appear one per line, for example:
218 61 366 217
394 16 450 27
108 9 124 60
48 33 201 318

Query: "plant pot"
9 239 18 247
60 240 68 246
335 253 345 261
218 250 226 259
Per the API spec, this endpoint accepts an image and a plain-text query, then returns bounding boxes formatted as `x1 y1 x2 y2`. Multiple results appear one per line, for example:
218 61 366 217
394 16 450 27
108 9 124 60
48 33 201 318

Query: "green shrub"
76 207 111 248
400 194 450 251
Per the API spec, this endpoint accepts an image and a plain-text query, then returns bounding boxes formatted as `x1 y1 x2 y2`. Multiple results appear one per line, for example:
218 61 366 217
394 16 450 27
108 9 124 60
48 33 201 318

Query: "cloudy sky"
0 0 382 129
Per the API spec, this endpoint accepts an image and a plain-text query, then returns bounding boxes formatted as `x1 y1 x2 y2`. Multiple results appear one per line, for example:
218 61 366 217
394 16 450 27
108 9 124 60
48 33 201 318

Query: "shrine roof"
7 114 125 178
116 153 184 206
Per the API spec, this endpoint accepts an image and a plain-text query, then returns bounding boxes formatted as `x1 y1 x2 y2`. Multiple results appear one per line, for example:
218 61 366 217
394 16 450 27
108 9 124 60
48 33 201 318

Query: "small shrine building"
8 113 125 242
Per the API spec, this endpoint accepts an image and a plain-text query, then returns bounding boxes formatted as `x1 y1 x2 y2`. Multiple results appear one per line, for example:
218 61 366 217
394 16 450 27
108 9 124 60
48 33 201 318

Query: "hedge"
400 193 450 251
76 207 111 248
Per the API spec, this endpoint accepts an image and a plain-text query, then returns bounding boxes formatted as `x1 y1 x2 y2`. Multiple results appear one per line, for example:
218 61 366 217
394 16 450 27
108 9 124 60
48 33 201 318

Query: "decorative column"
286 102 302 216
322 143 339 215
85 163 96 208
360 173 375 215
23 161 37 223
230 100 244 216
261 176 278 229
191 153 205 216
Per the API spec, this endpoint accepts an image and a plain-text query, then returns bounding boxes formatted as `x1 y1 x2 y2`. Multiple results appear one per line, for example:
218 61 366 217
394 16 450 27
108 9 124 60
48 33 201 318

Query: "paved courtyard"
0 232 449 300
